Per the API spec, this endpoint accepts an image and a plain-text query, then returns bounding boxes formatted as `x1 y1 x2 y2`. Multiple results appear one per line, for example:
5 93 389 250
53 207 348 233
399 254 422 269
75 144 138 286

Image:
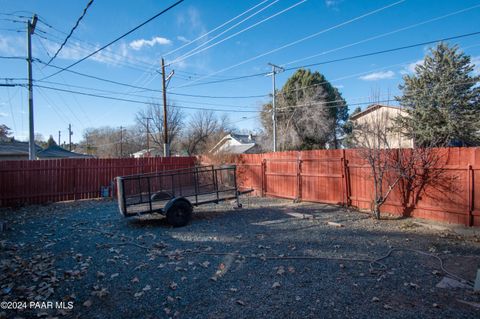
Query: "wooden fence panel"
0 157 195 207
229 148 479 227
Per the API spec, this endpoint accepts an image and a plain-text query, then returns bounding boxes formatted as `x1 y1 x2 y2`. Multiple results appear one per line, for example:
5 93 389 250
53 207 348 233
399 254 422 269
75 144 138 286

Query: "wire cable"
172 0 406 86
34 58 268 99
168 0 308 67
39 0 185 80
174 30 480 89
46 0 95 66
33 84 259 113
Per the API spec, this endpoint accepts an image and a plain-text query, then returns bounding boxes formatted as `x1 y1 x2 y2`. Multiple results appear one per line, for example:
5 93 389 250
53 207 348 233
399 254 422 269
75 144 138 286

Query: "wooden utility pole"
58 130 61 146
27 14 38 160
68 124 73 151
161 58 174 157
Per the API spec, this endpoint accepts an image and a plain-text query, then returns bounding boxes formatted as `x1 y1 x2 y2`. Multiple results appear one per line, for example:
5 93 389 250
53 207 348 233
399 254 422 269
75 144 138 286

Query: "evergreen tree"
0 124 11 140
396 43 480 146
260 69 348 150
47 135 57 147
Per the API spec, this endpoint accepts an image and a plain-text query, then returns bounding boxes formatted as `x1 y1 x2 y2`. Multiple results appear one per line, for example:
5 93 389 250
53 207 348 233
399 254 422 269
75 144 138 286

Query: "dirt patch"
1 197 479 318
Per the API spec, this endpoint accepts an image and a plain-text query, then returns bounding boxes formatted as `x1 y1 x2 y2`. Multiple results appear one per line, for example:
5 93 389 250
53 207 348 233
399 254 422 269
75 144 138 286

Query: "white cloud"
0 36 23 56
177 36 190 43
0 112 8 117
325 0 343 8
129 37 172 50
176 7 207 41
334 84 344 89
400 59 424 75
359 70 395 81
40 38 156 67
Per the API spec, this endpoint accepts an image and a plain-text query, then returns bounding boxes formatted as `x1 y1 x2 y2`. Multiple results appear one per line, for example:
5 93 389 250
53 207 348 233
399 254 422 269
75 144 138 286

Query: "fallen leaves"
272 282 281 289
91 286 109 298
236 300 246 306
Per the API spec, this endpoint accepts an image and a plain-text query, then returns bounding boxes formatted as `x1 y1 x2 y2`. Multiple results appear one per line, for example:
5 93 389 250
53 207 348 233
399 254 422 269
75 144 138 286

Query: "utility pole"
58 130 61 146
161 58 174 157
27 14 38 160
68 124 73 151
267 63 284 152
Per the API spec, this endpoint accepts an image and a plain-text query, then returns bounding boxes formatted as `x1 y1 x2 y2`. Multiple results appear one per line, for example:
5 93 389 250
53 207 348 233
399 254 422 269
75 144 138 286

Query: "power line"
172 0 406 87
282 3 480 66
130 0 273 91
46 0 95 66
33 79 262 109
165 0 271 58
174 30 480 88
284 31 480 71
169 0 281 64
38 0 185 80
36 19 158 70
33 84 259 113
34 58 268 99
0 56 25 60
168 0 308 67
139 0 291 90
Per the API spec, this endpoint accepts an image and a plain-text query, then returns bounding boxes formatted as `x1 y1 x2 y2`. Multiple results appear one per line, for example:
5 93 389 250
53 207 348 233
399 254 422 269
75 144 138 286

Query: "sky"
0 0 479 143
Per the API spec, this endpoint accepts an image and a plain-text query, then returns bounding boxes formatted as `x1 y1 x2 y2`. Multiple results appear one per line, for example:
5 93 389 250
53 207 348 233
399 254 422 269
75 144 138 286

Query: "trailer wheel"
166 200 192 227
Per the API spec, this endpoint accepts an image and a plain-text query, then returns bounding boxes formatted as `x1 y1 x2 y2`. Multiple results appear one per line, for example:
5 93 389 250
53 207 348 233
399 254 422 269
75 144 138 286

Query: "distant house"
37 144 93 159
210 133 259 154
131 148 162 158
0 139 42 161
349 104 413 149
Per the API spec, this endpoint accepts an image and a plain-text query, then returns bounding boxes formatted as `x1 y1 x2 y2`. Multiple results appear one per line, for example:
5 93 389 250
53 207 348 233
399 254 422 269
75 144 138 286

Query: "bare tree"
180 111 231 155
351 107 400 219
351 99 453 219
135 102 183 152
77 126 144 158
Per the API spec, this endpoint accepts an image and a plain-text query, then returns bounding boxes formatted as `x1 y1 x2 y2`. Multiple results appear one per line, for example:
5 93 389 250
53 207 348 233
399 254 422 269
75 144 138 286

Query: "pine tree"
396 43 480 146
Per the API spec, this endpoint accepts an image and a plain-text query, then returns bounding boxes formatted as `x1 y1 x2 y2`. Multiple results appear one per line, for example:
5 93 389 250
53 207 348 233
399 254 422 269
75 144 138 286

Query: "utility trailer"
116 165 249 227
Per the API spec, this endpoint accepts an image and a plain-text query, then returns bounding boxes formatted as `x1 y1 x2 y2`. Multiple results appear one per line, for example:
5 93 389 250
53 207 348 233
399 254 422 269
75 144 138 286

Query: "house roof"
349 104 404 121
37 144 93 159
221 143 256 154
0 139 42 156
210 133 256 154
230 133 256 144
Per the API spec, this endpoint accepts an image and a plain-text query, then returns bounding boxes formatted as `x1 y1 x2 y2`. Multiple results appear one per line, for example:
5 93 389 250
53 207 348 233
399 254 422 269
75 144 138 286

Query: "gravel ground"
1 196 479 319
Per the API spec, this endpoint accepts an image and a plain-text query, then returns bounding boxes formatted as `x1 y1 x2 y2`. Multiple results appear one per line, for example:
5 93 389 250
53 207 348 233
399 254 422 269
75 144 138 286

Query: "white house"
210 133 258 154
131 148 162 158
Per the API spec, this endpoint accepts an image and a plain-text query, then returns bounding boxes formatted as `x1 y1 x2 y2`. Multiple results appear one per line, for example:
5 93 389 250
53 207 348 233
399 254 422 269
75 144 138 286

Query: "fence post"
261 159 266 197
467 164 473 227
296 154 302 202
72 161 77 201
342 150 351 207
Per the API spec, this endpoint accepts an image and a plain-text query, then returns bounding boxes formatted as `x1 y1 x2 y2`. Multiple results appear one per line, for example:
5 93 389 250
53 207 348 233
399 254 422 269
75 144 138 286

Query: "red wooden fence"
0 157 195 207
228 148 479 227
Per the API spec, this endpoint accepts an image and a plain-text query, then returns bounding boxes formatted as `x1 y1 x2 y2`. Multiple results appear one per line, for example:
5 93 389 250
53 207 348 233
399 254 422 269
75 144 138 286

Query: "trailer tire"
166 199 192 227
